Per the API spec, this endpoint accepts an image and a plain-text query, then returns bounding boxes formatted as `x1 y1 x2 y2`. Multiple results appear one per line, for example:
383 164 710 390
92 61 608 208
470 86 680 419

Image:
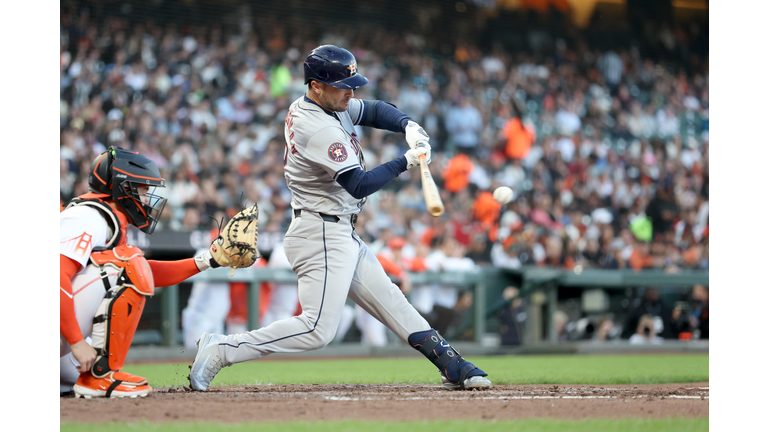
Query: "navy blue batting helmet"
304 45 369 90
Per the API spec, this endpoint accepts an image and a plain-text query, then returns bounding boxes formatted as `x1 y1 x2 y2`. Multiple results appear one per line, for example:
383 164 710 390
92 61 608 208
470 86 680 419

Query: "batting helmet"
304 45 369 90
89 146 167 235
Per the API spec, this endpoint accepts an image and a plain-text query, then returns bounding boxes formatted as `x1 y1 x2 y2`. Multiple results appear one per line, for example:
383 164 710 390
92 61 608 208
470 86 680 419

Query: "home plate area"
61 383 709 423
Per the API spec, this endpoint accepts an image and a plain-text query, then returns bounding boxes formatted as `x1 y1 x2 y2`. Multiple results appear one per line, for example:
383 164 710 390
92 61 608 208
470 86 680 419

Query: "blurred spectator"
646 178 680 238
621 288 675 340
553 310 570 342
497 286 526 346
499 98 536 161
690 284 709 339
260 242 300 327
465 233 493 265
592 315 618 342
442 153 474 193
445 95 483 155
628 314 664 345
421 290 474 340
181 231 232 349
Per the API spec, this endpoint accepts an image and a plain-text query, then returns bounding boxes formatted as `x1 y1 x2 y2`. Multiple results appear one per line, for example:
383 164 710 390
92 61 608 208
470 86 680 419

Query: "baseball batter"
190 45 491 391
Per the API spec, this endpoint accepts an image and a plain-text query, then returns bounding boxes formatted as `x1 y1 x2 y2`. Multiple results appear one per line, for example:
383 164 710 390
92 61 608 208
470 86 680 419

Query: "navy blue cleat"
408 329 492 390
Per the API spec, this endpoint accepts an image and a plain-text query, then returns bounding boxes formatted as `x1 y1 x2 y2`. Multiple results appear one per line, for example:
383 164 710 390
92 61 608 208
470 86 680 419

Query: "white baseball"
493 186 514 204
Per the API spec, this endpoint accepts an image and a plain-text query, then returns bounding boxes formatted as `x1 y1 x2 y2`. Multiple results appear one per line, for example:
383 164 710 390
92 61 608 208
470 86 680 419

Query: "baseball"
493 186 514 204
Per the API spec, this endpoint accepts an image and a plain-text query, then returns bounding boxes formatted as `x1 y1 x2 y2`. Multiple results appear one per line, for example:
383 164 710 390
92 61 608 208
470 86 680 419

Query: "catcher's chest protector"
67 194 129 248
89 245 155 377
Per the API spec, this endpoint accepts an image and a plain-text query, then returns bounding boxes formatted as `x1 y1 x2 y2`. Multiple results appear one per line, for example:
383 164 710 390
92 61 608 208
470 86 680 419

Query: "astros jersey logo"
347 61 357 76
328 143 348 162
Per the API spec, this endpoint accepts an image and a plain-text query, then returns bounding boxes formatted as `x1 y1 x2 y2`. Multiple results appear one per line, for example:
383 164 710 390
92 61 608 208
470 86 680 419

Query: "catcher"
60 146 260 398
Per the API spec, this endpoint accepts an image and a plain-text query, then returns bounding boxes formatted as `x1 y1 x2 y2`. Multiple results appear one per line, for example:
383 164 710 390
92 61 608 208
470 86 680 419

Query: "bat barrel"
418 153 445 217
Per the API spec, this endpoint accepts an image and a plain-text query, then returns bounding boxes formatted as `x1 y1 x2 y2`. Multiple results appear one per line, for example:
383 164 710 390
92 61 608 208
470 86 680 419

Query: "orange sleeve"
147 258 201 287
60 255 84 346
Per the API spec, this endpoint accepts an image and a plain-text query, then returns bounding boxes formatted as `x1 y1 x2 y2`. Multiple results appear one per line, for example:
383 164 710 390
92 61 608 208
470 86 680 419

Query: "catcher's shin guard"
89 245 155 377
408 329 488 389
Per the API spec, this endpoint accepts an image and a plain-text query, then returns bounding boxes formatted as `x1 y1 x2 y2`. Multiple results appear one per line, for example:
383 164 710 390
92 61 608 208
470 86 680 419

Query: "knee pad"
408 329 487 387
89 245 154 378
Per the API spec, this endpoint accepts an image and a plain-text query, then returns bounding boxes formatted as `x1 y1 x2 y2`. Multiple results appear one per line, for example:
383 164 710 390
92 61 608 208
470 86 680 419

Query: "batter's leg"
216 218 358 365
347 240 431 342
189 218 360 391
348 239 491 390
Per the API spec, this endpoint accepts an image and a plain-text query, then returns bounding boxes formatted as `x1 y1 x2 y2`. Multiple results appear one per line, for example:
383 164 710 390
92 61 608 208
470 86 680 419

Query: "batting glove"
405 120 430 150
405 142 431 169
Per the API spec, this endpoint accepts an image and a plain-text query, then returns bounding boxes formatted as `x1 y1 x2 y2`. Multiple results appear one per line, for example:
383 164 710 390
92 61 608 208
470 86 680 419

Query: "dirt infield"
61 382 709 423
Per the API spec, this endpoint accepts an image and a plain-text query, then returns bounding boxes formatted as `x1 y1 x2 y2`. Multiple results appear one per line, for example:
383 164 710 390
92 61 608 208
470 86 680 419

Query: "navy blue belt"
294 209 339 223
293 209 358 226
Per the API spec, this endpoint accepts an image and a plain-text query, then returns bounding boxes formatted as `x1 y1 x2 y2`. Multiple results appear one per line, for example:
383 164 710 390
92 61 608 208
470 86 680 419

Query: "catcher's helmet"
304 45 368 90
89 146 167 235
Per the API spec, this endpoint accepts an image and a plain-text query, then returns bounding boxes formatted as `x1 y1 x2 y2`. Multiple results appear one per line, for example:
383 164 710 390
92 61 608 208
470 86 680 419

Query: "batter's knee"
303 327 336 351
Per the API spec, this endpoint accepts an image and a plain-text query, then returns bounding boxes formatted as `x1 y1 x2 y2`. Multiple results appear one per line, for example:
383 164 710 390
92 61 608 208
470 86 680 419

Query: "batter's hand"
71 339 97 373
405 120 430 150
405 142 431 169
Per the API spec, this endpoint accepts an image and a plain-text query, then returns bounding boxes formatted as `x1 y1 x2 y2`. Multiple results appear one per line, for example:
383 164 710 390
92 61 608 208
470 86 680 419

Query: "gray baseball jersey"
283 96 368 215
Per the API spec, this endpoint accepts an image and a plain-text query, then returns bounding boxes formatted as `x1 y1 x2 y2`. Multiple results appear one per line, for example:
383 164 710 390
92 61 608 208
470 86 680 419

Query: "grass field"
128 353 709 388
61 353 709 431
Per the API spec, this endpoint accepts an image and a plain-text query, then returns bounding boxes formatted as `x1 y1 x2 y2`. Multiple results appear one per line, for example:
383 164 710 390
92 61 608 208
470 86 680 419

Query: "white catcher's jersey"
60 206 110 269
283 95 368 215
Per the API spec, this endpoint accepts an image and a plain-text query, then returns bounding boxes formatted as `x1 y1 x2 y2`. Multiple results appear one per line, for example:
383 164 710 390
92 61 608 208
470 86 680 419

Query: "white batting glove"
405 142 431 169
405 120 430 150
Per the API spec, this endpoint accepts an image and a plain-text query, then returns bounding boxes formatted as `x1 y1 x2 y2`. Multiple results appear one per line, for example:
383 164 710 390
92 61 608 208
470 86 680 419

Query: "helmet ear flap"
89 150 113 194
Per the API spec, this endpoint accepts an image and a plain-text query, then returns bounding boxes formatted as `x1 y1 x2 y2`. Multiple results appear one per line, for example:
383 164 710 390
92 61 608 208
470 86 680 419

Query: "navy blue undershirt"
359 100 411 133
337 99 412 199
337 156 408 199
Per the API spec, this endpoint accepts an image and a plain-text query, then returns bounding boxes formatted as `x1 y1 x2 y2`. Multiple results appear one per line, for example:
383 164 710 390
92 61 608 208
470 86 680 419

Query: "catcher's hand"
210 203 261 276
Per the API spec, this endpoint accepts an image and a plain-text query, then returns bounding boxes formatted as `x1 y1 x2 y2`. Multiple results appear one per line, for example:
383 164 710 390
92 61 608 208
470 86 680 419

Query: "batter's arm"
355 99 412 132
336 156 408 199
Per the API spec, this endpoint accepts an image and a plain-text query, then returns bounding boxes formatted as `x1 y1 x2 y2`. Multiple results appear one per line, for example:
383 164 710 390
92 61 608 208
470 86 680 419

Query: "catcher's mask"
89 146 167 234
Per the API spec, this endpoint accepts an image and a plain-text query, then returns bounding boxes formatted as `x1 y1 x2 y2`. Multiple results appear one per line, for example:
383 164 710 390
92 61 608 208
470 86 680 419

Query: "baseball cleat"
73 371 152 398
441 374 493 391
189 332 226 391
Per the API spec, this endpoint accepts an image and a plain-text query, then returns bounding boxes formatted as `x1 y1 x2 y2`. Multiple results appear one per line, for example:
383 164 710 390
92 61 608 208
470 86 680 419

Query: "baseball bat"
419 153 445 217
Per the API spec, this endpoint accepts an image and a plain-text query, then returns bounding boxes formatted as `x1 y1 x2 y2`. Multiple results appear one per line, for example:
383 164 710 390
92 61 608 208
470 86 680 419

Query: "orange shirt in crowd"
628 249 654 271
471 191 502 242
501 117 536 160
376 255 406 280
442 153 474 193
402 256 428 272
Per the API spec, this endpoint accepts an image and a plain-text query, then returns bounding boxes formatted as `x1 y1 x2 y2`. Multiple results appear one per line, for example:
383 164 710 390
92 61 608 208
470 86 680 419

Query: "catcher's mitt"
210 203 261 276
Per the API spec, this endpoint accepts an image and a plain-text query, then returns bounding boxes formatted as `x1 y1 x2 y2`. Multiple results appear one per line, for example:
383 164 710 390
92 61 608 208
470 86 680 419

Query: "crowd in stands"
60 4 709 279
